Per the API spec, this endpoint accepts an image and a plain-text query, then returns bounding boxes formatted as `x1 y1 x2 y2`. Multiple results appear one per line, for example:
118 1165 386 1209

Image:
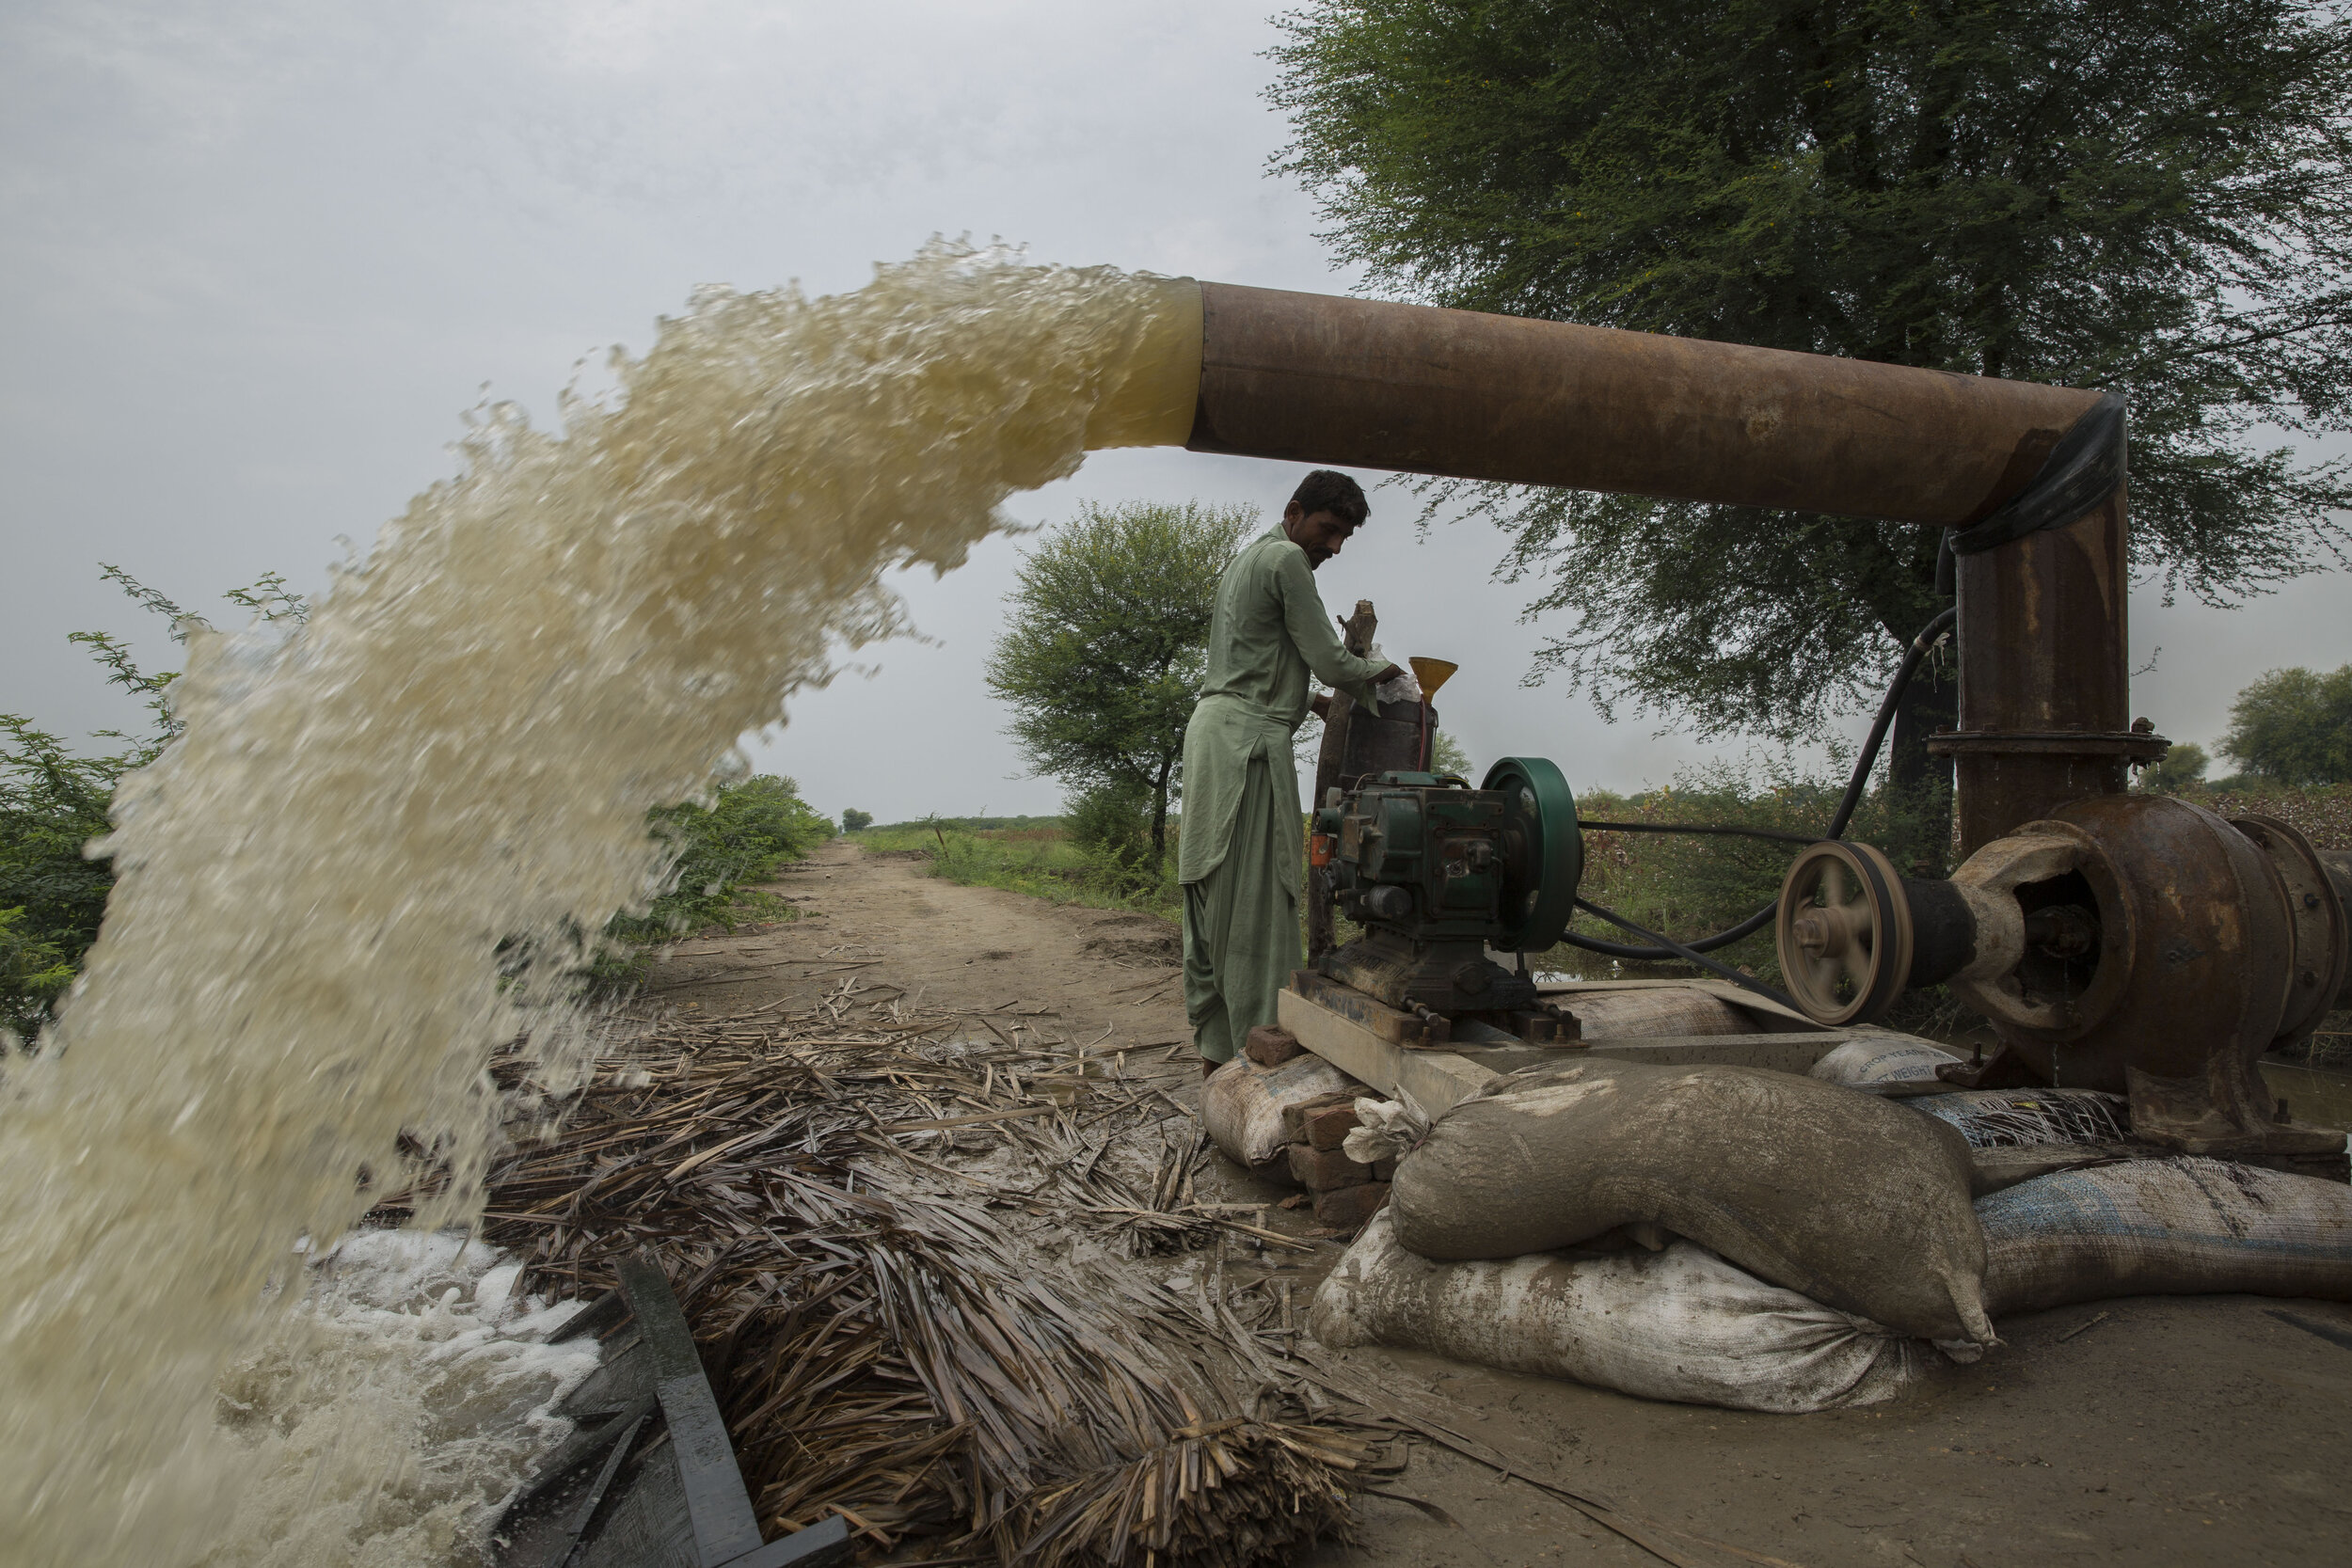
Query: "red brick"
1302 1101 1362 1151
1279 1090 1356 1142
1313 1181 1391 1228
1243 1025 1302 1068
1285 1141 1371 1191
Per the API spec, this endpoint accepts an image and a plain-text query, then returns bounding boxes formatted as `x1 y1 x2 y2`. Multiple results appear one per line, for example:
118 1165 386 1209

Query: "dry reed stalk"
374 987 1377 1565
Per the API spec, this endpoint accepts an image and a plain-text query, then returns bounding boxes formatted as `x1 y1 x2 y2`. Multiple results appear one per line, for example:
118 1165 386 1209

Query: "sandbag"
1309 1210 1929 1413
1200 1053 1362 1169
1391 1057 1994 1343
1911 1088 2130 1148
1979 1156 2352 1315
1809 1037 1963 1087
1559 988 1749 1038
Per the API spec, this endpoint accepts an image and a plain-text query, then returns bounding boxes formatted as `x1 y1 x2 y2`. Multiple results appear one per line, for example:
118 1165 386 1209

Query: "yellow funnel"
1410 657 1459 701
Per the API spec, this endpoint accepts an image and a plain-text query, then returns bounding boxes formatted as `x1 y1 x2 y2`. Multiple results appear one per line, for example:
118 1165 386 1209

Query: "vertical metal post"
1935 485 2155 855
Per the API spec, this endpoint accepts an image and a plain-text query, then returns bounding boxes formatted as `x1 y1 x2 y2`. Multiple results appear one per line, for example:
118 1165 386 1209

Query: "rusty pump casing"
1775 796 2351 1167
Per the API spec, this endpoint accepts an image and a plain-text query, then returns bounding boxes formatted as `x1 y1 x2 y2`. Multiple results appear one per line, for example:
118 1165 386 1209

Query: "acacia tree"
2134 739 2211 795
2220 664 2352 784
986 501 1256 863
1272 0 2352 850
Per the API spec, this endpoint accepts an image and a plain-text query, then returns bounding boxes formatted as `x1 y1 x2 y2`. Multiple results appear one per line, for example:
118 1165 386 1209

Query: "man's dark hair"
1289 468 1369 525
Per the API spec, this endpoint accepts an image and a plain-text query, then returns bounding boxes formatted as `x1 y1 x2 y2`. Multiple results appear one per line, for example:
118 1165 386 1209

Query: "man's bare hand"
1310 692 1333 720
1372 664 1405 688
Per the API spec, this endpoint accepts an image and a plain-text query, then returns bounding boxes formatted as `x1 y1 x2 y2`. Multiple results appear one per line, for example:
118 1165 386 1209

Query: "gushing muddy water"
0 245 1201 1568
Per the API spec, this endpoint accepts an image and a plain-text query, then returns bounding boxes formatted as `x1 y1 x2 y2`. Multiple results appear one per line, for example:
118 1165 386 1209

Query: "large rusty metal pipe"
1142 281 2136 847
1182 283 2102 527
1937 488 2140 851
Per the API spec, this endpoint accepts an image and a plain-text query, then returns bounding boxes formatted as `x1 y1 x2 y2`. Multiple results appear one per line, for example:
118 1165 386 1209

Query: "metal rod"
1576 820 1822 847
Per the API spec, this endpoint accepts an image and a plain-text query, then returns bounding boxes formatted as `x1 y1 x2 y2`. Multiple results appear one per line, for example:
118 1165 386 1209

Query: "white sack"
1366 642 1421 705
1809 1037 1963 1087
1309 1210 1928 1414
1201 1053 1362 1169
1342 1097 1426 1166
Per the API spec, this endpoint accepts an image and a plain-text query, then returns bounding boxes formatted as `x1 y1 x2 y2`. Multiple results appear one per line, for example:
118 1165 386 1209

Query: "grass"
854 817 1182 925
576 775 834 990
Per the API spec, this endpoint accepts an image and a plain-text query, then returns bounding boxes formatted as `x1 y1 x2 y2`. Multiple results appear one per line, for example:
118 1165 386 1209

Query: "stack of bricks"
1243 1025 1392 1227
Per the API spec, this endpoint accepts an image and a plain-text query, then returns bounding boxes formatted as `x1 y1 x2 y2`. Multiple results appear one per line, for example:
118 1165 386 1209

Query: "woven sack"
1979 1156 2352 1315
1390 1057 1994 1343
1911 1088 2131 1148
1809 1037 1963 1087
1310 1209 1930 1413
1200 1053 1362 1170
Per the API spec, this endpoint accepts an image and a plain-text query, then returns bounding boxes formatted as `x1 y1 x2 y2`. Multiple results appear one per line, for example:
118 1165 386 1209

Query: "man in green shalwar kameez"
1180 470 1401 1070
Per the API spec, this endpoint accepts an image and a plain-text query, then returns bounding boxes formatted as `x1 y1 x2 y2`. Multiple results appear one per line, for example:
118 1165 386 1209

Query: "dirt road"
651 842 2352 1568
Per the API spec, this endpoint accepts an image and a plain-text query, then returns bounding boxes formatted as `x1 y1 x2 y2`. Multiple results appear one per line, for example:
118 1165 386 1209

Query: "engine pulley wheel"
1775 841 1915 1025
1480 755 1581 954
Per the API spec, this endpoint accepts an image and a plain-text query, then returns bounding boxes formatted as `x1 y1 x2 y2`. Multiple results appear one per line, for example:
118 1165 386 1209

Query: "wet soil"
649 841 2352 1568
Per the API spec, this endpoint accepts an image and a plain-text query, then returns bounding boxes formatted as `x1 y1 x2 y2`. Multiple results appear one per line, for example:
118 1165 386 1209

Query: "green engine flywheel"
1480 755 1582 954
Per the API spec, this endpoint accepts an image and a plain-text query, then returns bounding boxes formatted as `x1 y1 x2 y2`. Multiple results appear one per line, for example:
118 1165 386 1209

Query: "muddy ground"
644 840 2352 1568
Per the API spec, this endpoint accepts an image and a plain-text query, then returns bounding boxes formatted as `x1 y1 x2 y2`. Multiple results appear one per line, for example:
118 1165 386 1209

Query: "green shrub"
0 906 77 1041
840 807 873 832
0 565 298 1036
0 718 121 1024
605 775 834 942
1063 780 1163 893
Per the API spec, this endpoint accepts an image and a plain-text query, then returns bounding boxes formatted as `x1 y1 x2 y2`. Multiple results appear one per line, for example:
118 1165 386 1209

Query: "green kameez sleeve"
1273 547 1391 714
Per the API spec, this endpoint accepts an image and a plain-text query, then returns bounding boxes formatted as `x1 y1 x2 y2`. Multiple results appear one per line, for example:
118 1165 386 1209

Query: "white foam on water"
0 243 1201 1566
196 1231 601 1568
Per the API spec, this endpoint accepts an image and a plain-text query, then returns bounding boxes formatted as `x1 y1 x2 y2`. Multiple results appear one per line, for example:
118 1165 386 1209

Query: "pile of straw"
424 975 1391 1565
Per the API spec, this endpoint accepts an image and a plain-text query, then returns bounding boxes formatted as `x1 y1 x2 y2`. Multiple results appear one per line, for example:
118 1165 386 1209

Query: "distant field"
2201 782 2352 849
852 818 1180 924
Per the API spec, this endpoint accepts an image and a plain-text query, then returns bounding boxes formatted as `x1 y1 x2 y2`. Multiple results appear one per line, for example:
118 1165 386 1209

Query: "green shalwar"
1179 529 1390 1062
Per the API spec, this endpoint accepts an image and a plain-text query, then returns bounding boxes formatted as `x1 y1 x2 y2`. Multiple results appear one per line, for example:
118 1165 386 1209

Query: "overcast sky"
6 0 2347 827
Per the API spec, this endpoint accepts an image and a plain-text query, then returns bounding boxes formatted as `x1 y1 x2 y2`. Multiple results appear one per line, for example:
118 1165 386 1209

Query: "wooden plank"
1290 967 1438 1045
1531 975 1826 1031
1277 988 1500 1115
1281 982 1944 1114
1575 1032 1851 1074
616 1253 767 1567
